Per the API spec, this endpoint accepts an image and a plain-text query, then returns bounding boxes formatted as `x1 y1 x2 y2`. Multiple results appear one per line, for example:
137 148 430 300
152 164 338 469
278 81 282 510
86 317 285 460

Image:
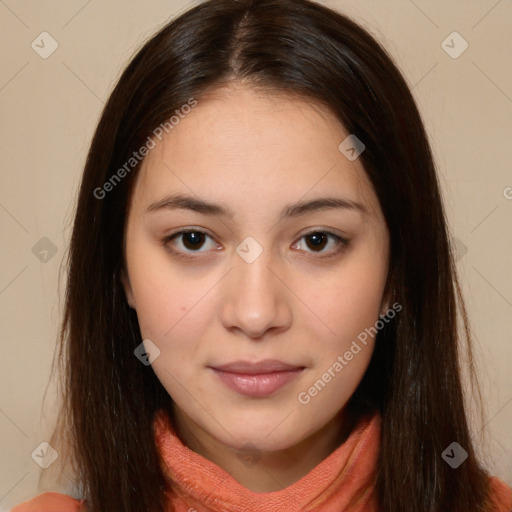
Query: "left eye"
163 229 349 258
292 231 348 255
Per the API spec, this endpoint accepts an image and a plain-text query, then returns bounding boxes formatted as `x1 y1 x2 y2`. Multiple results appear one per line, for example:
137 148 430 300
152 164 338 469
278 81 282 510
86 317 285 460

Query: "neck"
171 407 355 493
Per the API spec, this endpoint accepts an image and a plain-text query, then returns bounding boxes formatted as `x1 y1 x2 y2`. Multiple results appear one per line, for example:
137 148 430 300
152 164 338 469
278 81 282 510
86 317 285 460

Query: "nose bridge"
235 246 274 299
221 239 290 338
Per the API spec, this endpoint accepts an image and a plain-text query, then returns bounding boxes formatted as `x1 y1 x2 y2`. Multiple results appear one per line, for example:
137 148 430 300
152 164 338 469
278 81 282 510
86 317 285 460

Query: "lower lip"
211 368 304 397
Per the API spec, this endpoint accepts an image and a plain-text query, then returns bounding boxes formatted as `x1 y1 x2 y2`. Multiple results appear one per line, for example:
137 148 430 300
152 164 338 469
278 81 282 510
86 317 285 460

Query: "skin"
121 83 390 492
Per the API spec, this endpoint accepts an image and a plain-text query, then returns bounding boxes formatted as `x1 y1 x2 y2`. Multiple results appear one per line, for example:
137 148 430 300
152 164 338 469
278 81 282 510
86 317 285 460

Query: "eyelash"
161 228 350 261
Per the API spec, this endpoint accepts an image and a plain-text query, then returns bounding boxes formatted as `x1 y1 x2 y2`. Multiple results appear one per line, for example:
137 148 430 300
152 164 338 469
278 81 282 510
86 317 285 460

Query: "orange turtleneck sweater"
11 411 512 512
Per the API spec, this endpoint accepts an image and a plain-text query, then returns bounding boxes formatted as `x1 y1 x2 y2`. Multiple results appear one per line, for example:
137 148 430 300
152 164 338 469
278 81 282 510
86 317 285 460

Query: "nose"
220 246 292 340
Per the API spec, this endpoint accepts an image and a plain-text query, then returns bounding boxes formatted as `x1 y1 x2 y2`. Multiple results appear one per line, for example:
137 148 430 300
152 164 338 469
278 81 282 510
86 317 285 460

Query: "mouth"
208 359 305 398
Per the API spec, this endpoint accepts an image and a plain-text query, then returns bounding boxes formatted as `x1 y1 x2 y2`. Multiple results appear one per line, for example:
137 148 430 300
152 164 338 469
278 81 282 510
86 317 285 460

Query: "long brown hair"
47 0 495 510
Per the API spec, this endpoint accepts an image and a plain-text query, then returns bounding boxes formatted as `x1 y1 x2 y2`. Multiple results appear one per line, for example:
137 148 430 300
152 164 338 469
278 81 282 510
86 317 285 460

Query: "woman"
13 0 512 511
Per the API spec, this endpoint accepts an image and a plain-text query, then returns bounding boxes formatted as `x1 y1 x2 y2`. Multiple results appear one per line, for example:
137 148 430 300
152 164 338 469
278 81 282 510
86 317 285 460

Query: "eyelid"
162 227 351 260
293 229 350 259
162 227 220 259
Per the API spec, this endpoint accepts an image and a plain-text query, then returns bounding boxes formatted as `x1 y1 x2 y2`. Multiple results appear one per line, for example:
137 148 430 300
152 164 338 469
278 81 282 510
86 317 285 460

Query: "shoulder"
10 491 85 512
488 476 512 512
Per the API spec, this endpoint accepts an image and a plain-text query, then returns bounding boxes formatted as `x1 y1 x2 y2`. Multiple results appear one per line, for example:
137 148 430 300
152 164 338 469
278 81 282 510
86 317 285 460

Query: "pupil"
308 232 327 250
184 232 204 250
181 232 328 252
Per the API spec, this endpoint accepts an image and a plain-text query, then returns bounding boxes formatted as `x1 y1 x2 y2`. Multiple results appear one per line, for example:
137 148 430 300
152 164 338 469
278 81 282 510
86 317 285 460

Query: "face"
122 84 390 453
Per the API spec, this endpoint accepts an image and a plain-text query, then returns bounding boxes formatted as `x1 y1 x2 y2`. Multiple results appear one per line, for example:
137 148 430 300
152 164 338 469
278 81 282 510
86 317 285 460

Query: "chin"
227 431 302 453
209 416 310 452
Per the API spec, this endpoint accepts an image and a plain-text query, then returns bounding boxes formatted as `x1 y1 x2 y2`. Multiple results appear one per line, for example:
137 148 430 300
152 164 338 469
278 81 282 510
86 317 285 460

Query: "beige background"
1 0 511 509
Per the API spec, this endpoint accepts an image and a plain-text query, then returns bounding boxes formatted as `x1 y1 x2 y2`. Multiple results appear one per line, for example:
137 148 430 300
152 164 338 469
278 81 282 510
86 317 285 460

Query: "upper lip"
210 359 304 374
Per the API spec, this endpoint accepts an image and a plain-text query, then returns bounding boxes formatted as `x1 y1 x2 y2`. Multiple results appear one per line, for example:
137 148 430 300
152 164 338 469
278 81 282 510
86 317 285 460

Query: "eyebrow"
145 193 368 220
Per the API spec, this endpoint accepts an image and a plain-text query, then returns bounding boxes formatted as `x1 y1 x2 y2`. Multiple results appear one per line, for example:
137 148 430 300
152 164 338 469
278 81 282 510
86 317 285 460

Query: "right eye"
162 229 220 259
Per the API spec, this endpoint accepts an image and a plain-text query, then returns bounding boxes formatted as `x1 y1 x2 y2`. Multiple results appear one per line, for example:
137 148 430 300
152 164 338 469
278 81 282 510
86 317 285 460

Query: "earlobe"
120 269 135 309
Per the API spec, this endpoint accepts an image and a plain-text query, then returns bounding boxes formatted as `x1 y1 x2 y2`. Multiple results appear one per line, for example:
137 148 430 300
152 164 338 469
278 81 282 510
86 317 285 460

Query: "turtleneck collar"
153 410 380 512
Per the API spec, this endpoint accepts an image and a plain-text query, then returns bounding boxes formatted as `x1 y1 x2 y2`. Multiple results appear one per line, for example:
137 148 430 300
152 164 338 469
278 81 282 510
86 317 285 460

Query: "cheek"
134 280 211 356
304 256 387 344
297 344 375 434
132 267 211 401
126 238 205 336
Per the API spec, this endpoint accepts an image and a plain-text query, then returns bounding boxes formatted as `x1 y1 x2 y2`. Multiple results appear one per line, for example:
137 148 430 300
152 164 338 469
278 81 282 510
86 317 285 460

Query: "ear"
120 268 136 309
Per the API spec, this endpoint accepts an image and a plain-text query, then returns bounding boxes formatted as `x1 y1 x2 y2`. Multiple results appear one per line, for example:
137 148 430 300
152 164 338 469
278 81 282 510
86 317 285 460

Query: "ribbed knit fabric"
11 411 512 512
154 410 380 512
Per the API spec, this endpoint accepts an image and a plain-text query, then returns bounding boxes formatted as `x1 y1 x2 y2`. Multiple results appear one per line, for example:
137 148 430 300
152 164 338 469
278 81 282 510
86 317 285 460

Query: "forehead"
130 84 380 219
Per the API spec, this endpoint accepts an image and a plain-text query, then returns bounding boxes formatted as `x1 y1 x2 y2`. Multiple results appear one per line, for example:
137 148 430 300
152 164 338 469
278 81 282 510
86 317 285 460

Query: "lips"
212 359 303 374
209 359 305 397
